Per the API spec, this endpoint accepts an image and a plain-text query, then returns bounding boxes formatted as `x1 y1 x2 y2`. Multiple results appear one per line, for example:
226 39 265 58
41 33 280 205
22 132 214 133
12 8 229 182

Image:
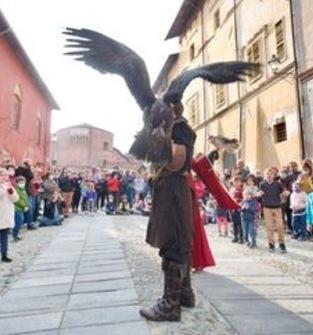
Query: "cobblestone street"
0 214 312 334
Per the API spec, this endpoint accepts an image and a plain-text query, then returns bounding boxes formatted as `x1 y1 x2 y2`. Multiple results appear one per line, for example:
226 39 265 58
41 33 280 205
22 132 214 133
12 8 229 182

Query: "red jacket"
107 177 121 193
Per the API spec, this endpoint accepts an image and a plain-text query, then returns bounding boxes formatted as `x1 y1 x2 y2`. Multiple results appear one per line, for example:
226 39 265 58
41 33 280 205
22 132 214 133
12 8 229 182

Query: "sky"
0 0 182 153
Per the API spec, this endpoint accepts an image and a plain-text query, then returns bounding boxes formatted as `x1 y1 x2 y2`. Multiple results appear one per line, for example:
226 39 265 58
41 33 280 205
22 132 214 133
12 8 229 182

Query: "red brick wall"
0 37 52 167
53 126 142 170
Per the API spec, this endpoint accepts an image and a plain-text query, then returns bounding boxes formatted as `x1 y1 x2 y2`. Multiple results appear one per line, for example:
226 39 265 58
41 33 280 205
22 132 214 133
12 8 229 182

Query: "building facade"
292 0 313 159
0 11 59 168
51 123 141 170
155 0 304 172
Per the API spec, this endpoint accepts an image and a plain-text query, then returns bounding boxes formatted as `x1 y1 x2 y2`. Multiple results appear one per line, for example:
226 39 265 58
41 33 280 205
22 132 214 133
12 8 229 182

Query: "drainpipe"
289 0 305 159
233 0 242 158
201 2 208 154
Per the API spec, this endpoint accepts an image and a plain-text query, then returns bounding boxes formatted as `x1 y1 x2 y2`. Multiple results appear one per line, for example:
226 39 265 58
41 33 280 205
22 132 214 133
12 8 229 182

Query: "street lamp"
268 54 295 84
268 54 281 73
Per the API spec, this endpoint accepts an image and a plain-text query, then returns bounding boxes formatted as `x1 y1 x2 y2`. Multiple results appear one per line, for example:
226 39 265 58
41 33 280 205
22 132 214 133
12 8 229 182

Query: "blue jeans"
242 219 257 245
292 213 307 239
0 229 9 256
39 216 63 227
127 189 135 207
29 196 39 222
13 211 24 238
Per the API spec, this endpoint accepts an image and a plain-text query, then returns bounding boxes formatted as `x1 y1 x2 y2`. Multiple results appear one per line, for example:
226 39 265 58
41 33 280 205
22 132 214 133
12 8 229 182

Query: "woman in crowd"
107 172 121 208
41 172 59 206
39 191 65 227
0 168 19 262
13 176 29 241
28 168 42 225
72 172 83 213
298 159 313 236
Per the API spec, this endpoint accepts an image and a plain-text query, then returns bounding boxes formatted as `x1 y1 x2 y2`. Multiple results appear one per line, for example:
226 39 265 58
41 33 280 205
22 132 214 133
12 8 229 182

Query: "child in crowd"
298 159 313 237
230 176 244 243
13 176 30 241
260 168 287 253
105 194 116 215
290 182 308 240
245 174 261 198
39 191 65 227
117 194 131 215
204 198 216 224
132 193 145 215
198 199 209 225
143 194 152 216
215 201 229 237
241 189 258 248
84 182 97 215
0 168 19 262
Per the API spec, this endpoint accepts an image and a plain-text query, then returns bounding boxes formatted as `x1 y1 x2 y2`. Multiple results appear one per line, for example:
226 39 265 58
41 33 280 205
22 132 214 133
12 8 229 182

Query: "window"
35 118 42 146
275 19 286 61
214 9 220 31
103 142 109 150
215 85 226 108
102 160 107 167
247 38 262 79
187 95 199 127
11 94 22 129
189 43 195 61
274 122 287 143
70 136 88 144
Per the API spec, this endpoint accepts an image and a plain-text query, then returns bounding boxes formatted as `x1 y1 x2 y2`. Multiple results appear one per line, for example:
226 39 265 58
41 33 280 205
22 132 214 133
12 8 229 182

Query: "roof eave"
165 0 203 40
153 53 179 94
0 10 60 110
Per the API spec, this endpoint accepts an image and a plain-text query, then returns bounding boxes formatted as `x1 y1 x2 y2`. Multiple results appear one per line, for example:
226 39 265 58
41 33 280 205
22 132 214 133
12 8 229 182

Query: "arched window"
11 91 22 130
35 117 42 146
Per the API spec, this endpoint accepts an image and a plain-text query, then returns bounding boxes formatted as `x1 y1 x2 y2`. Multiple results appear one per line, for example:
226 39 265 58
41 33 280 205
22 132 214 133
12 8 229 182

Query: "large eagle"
63 27 259 164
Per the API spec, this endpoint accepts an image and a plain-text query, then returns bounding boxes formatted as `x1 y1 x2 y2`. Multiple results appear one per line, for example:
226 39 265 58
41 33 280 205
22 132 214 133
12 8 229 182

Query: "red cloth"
188 174 216 270
192 157 240 210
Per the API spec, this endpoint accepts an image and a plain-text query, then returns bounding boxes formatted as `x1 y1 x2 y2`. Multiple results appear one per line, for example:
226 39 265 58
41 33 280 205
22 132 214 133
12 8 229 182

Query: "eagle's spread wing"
63 27 156 111
163 61 260 104
209 135 241 153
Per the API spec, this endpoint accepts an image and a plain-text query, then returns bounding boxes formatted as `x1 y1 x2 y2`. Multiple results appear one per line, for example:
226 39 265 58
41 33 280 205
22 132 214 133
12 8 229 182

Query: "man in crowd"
58 169 75 217
260 168 287 253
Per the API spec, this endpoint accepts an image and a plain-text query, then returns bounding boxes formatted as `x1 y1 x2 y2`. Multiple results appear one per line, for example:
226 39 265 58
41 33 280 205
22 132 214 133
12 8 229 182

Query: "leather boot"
140 260 182 321
180 265 195 308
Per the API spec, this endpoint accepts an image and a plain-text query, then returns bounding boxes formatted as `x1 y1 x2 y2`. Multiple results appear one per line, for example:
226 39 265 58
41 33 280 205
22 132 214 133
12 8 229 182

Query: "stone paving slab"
78 258 127 269
61 305 142 328
226 313 313 335
59 321 150 335
67 289 137 308
72 278 134 293
0 295 68 315
2 284 72 300
75 270 131 283
23 269 76 279
77 263 129 274
11 275 74 289
0 312 62 335
227 275 302 285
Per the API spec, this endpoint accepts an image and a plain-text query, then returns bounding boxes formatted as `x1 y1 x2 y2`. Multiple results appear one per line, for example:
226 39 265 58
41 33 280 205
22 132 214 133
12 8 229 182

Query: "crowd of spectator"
198 158 313 254
0 160 152 263
1 156 313 263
